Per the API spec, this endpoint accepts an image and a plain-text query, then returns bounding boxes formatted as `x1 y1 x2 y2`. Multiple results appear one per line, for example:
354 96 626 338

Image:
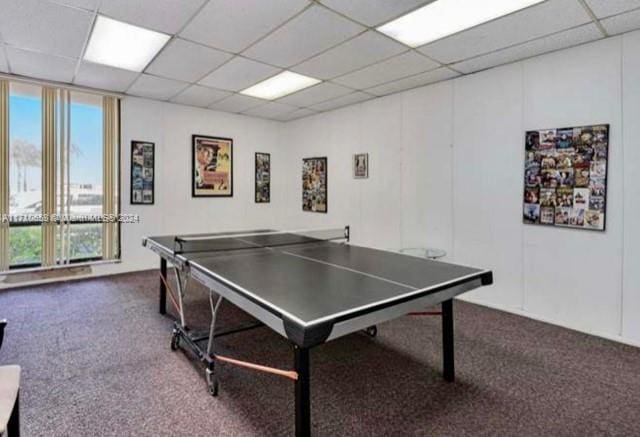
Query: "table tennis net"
172 227 349 254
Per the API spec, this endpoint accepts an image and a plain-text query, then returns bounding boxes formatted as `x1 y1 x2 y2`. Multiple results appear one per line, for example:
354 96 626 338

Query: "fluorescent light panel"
84 16 170 72
240 71 321 100
378 0 546 47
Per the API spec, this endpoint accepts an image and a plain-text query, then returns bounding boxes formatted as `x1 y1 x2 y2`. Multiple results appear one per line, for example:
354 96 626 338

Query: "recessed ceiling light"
240 71 321 100
378 0 546 47
84 16 170 72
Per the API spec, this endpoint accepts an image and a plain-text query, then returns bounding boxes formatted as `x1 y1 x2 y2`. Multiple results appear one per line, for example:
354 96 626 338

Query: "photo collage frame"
524 124 608 231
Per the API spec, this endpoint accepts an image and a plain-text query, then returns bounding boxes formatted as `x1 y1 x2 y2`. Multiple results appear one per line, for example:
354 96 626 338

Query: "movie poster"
131 141 154 204
523 124 608 231
302 157 327 213
255 152 270 203
192 135 233 197
354 153 368 179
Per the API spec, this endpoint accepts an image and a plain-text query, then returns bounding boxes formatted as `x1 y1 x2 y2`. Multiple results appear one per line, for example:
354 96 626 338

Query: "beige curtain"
0 81 8 271
42 87 57 267
57 89 71 265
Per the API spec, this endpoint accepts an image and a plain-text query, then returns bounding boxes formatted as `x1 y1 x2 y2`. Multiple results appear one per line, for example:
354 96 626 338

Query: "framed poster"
353 153 368 179
255 152 270 203
192 135 233 197
523 124 608 231
302 157 327 213
131 141 154 205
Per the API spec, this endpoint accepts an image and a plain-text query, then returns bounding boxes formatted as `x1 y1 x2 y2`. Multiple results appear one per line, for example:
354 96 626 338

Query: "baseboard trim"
458 295 640 349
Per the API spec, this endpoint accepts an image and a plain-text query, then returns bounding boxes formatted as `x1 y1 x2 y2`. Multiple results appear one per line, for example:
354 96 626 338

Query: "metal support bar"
442 299 454 382
174 269 187 328
214 321 265 338
207 292 224 356
408 311 442 316
215 354 298 381
158 272 180 315
186 321 265 343
294 346 311 437
159 258 167 314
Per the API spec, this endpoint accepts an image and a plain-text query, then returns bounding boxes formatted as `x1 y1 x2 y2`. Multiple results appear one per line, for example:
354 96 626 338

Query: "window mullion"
0 81 9 271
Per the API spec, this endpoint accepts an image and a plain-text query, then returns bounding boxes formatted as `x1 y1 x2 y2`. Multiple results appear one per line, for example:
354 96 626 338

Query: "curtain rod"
0 72 125 98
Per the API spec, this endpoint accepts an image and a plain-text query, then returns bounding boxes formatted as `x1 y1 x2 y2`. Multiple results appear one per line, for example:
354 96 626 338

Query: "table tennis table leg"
442 299 455 382
294 346 311 437
159 258 167 315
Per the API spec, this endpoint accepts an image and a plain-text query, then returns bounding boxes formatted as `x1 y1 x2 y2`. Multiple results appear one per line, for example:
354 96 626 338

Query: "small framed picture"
192 135 233 197
302 157 327 213
131 141 154 205
255 152 270 203
353 153 368 179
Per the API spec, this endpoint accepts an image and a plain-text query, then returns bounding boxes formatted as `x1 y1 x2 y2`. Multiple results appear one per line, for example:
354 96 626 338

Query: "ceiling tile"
198 57 280 91
276 82 353 106
601 8 640 35
181 0 309 53
292 31 406 79
208 94 267 113
99 0 207 34
146 39 232 83
74 61 139 91
48 0 99 11
127 74 188 100
309 91 374 112
418 0 592 64
320 0 433 26
242 102 299 119
275 107 318 121
0 0 92 58
6 47 76 83
243 5 364 67
585 0 640 18
170 85 231 107
333 51 439 89
366 67 459 96
0 48 8 72
451 24 602 75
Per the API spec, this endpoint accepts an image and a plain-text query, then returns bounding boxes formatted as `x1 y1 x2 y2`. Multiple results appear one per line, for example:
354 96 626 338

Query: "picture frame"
255 152 271 203
131 141 154 205
192 134 233 197
353 153 368 179
302 157 327 213
523 124 609 231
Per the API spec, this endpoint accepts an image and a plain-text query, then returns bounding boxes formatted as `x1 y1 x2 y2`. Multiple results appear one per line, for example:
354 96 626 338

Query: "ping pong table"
143 227 492 436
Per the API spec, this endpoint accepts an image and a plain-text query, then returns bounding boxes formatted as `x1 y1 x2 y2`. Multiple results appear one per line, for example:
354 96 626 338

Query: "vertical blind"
0 82 9 271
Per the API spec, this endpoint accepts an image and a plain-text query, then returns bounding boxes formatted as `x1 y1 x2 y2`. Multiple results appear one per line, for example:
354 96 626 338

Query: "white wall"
99 97 286 275
283 94 404 248
622 31 640 344
280 32 640 346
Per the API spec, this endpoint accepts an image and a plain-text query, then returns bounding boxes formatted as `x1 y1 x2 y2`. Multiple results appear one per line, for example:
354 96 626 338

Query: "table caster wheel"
206 367 219 397
208 381 219 397
365 326 377 337
170 330 180 351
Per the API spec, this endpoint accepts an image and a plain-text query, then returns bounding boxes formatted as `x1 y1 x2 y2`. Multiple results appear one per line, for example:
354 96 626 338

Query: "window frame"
3 78 121 271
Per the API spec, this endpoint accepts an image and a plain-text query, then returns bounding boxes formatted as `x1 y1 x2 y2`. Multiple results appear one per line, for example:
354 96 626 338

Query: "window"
67 91 104 261
0 80 120 271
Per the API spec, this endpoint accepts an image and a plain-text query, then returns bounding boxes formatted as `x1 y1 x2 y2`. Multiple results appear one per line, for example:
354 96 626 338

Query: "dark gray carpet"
0 270 639 436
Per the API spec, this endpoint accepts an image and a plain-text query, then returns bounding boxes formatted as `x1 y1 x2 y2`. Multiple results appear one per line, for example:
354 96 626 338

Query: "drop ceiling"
0 0 639 122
